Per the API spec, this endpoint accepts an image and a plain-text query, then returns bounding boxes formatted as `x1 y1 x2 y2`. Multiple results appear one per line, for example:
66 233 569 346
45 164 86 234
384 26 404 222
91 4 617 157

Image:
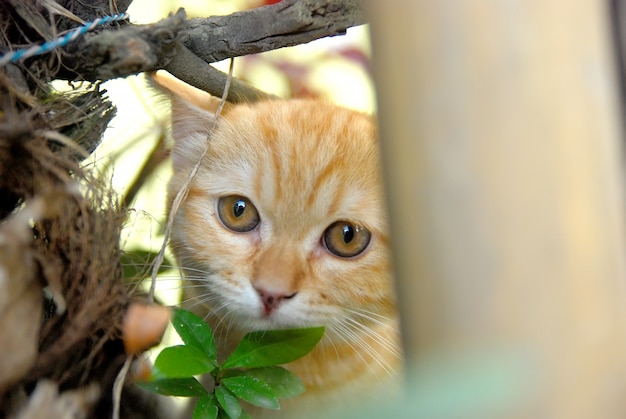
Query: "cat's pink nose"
255 287 297 314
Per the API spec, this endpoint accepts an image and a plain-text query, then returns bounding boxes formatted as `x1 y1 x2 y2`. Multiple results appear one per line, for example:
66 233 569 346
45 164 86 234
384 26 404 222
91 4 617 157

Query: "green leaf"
193 394 219 419
221 327 324 369
136 377 206 397
217 410 250 419
222 375 279 410
215 385 242 419
120 249 172 281
153 345 216 378
217 410 230 419
172 309 217 361
241 366 305 399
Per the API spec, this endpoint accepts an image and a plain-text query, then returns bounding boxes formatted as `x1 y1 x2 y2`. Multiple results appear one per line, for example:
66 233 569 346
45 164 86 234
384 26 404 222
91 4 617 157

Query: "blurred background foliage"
85 0 374 307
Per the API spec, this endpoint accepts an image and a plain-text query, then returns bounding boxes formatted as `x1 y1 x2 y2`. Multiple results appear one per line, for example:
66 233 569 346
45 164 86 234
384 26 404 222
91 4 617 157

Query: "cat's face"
168 96 394 335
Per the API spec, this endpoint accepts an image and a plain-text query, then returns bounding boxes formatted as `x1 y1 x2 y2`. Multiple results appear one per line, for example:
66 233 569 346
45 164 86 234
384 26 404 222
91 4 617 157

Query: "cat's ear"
149 71 230 170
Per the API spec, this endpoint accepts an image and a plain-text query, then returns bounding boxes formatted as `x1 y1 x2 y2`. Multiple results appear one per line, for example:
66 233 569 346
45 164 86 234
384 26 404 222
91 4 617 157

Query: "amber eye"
217 195 260 232
323 221 371 258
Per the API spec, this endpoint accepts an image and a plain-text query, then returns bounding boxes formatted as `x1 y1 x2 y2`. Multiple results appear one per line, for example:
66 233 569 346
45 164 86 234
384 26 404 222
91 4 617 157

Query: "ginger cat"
153 72 401 417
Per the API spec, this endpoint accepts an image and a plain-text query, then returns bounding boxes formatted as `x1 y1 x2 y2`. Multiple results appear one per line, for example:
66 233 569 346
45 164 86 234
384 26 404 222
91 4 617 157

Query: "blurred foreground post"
366 1 626 417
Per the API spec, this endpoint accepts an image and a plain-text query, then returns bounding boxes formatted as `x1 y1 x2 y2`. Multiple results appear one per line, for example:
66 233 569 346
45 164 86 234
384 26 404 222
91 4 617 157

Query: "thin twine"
0 13 129 67
112 58 235 419
148 59 236 303
111 355 131 419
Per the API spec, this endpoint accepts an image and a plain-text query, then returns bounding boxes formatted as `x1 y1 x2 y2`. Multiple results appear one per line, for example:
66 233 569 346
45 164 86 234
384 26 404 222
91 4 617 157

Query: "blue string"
0 13 129 67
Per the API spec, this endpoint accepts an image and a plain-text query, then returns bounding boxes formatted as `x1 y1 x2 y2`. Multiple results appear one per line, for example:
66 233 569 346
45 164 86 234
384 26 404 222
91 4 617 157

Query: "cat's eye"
323 221 371 258
217 195 260 232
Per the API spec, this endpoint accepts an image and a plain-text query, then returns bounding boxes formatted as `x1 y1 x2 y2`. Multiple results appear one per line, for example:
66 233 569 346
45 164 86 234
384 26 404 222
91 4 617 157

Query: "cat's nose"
255 287 297 314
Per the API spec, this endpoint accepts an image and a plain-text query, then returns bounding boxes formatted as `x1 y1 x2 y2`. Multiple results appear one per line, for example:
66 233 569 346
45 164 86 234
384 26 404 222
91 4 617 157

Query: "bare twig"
120 131 168 208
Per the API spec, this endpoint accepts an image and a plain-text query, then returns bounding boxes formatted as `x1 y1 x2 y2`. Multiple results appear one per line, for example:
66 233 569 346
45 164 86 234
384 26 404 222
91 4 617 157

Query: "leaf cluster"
138 309 324 418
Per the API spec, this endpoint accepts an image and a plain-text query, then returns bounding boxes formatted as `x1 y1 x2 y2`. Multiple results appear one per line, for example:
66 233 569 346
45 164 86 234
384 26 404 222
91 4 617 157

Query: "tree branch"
58 9 185 81
58 0 366 90
163 43 277 103
179 0 366 63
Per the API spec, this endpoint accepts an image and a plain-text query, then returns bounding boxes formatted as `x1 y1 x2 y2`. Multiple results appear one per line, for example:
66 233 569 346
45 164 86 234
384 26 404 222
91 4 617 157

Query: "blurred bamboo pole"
366 1 626 417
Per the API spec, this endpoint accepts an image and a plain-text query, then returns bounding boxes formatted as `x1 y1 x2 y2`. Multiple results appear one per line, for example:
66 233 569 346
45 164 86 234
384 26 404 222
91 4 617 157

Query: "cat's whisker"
342 309 398 342
177 265 216 275
127 277 180 283
140 284 208 294
339 318 397 368
318 328 342 365
209 303 242 349
123 264 213 277
176 285 212 291
345 306 395 322
119 264 177 271
127 278 210 291
332 320 397 378
179 292 214 309
193 290 223 305
329 321 391 378
178 277 211 283
145 275 211 284
343 316 402 359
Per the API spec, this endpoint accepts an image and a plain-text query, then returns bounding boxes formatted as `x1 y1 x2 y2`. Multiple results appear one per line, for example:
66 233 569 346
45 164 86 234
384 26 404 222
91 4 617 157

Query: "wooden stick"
367 0 626 416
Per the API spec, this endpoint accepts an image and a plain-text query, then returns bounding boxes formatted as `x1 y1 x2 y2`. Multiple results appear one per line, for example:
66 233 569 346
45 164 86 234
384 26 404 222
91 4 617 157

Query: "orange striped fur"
153 72 401 417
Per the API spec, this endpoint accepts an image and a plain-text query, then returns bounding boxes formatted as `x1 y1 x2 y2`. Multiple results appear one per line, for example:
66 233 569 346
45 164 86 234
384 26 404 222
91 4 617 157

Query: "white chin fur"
233 300 324 331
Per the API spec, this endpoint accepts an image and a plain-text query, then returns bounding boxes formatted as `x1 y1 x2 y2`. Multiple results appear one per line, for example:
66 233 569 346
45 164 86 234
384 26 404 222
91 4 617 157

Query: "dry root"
0 1 165 417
